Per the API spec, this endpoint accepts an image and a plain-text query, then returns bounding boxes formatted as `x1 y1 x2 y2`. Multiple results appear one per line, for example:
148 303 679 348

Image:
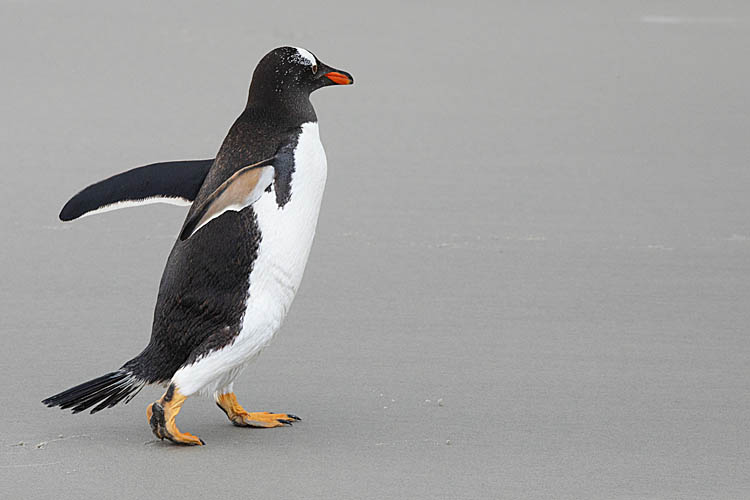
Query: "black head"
247 46 353 108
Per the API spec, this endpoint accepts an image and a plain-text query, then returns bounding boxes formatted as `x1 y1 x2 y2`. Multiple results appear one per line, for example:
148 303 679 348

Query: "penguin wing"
59 159 215 221
178 158 276 241
179 134 298 241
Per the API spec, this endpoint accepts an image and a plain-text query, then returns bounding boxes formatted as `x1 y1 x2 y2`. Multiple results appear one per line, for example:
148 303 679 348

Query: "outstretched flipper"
59 158 215 221
179 134 297 241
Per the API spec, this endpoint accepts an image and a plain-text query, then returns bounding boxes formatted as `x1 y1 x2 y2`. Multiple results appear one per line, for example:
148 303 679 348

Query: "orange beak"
324 71 354 85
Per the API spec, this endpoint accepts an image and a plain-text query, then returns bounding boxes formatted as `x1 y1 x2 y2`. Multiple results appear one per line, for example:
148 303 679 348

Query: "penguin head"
248 47 353 104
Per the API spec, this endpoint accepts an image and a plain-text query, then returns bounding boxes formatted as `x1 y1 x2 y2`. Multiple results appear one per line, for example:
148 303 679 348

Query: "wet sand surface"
1 1 749 498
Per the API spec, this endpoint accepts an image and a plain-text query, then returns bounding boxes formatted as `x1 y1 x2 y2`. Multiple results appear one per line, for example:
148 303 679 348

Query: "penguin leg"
215 392 300 428
146 384 204 446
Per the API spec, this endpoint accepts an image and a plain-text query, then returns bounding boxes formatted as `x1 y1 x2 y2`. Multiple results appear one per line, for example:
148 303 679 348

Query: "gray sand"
2 1 750 499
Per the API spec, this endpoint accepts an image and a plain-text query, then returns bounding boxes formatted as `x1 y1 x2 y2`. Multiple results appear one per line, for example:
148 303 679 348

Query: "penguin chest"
236 122 327 357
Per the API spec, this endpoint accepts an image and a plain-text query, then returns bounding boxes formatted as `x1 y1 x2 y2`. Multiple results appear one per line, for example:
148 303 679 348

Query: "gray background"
1 1 749 499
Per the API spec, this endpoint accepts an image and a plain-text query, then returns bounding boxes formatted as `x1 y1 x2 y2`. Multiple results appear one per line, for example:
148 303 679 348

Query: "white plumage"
172 122 328 396
74 196 192 219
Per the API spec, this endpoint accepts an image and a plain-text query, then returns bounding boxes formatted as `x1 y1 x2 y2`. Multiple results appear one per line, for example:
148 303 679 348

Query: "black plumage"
59 159 214 221
42 371 143 414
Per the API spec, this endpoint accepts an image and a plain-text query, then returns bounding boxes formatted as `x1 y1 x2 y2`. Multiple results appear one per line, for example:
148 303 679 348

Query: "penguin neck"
246 86 317 123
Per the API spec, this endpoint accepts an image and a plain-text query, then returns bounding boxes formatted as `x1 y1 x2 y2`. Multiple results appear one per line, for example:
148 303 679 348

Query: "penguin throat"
245 85 315 119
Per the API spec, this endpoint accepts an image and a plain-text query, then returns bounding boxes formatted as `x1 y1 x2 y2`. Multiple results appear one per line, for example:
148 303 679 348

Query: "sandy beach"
1 1 749 498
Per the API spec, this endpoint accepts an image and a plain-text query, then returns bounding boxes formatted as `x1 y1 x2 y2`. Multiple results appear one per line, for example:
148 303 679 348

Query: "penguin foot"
146 385 204 446
226 410 300 428
216 392 300 428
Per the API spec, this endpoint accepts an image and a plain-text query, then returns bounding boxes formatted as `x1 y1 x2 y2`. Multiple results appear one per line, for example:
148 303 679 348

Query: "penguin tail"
42 370 145 414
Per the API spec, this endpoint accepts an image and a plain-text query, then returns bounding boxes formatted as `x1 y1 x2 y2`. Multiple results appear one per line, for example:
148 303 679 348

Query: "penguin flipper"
59 159 215 221
179 157 276 241
180 133 298 241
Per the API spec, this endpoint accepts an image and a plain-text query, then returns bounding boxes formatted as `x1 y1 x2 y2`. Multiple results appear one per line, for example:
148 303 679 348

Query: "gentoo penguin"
43 47 353 445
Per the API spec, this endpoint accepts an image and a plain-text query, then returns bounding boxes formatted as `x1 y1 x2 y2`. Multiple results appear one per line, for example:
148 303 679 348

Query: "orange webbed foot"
146 385 204 446
216 392 300 428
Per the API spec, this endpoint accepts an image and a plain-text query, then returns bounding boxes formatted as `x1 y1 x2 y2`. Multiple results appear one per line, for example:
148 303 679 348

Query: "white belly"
172 122 327 396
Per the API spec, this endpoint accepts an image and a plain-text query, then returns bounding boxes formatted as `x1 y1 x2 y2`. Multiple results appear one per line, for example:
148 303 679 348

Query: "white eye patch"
292 47 316 68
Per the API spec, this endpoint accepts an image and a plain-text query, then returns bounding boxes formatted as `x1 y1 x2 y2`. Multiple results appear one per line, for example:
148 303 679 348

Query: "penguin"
43 47 354 446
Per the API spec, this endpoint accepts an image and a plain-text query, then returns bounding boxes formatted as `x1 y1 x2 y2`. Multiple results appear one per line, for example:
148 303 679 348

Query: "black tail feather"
42 370 145 414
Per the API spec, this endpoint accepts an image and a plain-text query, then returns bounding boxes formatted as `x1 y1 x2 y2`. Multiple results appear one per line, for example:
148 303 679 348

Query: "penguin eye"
311 64 318 74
